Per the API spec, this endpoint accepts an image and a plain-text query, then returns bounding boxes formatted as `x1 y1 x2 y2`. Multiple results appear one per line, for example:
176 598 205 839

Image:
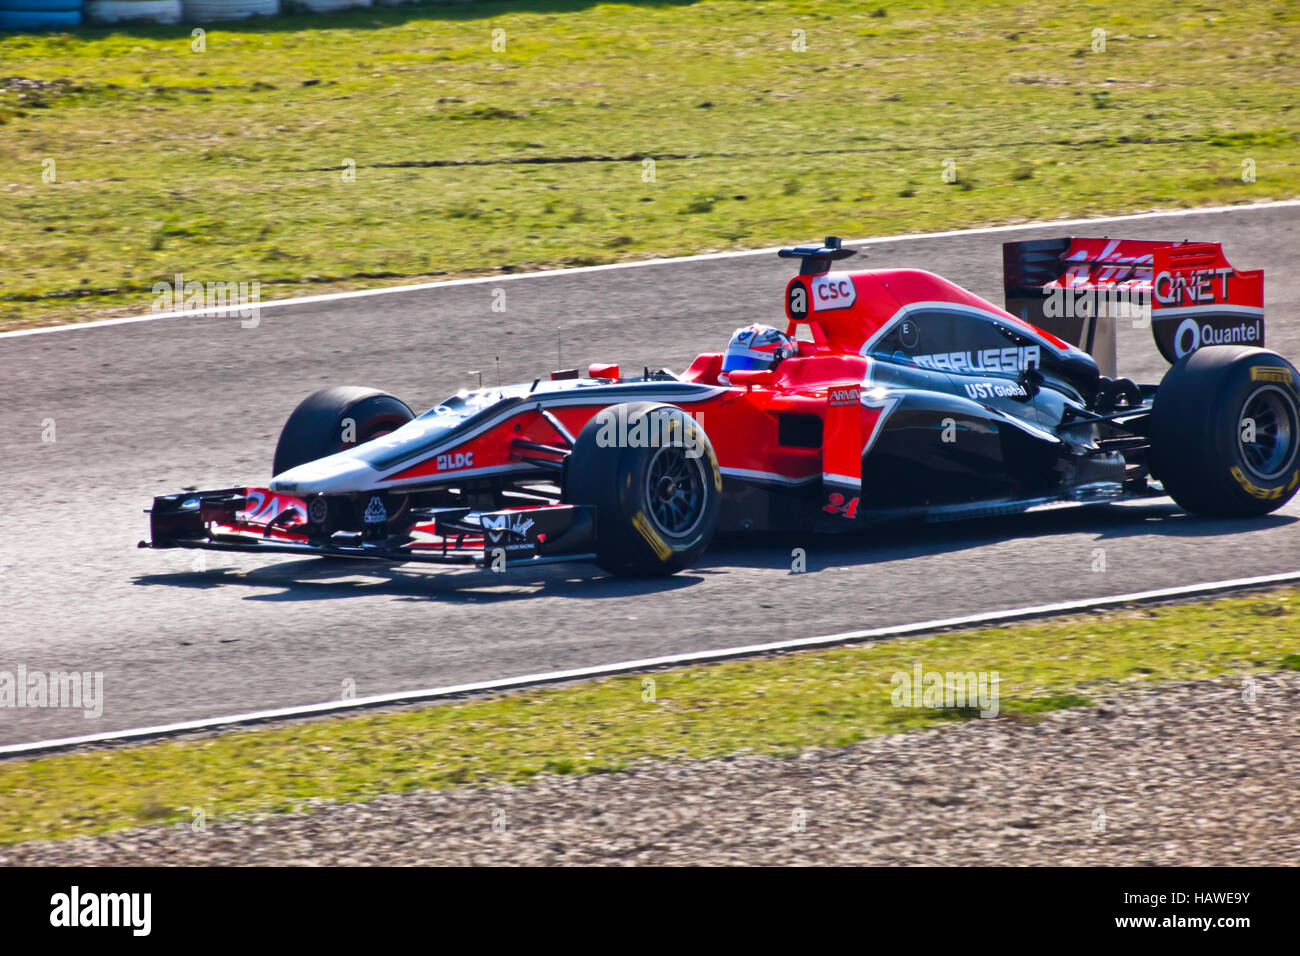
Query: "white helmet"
720 325 796 383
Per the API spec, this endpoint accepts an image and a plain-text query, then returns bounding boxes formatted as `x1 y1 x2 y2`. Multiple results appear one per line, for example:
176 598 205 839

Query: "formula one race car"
146 235 1299 576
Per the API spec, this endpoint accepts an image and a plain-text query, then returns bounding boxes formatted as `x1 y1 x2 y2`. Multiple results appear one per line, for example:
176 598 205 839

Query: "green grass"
1 587 1297 845
0 0 1296 328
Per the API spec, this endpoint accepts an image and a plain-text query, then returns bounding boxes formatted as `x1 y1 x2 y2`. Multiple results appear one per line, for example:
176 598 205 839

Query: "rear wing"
1003 237 1264 376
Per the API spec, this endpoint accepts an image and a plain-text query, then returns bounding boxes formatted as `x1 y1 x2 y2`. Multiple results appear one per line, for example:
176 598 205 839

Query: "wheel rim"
334 417 406 455
644 444 708 537
356 417 406 446
1238 385 1298 481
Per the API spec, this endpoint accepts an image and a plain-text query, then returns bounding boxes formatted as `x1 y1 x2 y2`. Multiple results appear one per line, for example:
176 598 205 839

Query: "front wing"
144 487 597 568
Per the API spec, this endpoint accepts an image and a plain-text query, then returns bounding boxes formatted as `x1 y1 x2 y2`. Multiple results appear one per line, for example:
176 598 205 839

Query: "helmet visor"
720 352 775 373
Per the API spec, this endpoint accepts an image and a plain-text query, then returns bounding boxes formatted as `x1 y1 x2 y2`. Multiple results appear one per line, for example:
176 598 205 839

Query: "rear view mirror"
729 369 776 387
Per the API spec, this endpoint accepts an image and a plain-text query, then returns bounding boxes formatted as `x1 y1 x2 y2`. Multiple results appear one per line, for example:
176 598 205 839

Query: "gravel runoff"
2 673 1297 866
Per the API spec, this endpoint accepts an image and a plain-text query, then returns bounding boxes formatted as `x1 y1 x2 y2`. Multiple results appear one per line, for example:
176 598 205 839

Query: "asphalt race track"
2 203 1297 746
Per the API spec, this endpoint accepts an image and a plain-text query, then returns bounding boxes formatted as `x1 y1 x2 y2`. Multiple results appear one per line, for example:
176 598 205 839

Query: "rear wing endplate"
1003 237 1264 375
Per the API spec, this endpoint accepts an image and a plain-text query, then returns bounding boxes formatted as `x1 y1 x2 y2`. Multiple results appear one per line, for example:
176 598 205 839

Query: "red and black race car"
146 235 1299 576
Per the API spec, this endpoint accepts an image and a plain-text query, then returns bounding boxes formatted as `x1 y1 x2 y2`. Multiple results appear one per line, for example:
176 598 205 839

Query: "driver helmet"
720 325 797 383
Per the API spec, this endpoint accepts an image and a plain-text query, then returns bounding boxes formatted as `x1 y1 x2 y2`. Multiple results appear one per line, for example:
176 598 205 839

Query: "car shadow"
132 556 705 604
699 501 1298 572
131 500 1296 601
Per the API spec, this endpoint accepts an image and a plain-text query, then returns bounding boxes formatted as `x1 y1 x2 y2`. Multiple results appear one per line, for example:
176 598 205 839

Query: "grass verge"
1 587 1298 844
1 0 1297 328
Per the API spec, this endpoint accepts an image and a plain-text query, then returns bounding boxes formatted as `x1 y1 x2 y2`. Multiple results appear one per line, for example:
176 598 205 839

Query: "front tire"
565 402 722 576
1149 346 1300 517
272 386 414 477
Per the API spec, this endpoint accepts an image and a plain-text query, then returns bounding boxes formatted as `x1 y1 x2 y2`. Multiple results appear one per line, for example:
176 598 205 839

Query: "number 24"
822 493 859 518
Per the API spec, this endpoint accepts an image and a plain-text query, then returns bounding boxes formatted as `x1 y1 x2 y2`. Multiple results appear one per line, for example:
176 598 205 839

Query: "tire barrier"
0 2 82 29
179 0 278 21
293 0 371 11
85 0 182 23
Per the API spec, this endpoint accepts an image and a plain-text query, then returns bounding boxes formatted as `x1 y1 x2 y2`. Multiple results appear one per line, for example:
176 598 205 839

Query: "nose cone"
269 454 376 495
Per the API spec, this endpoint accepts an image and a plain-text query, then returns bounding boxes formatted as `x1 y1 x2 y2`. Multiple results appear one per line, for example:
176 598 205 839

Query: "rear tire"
1149 346 1300 517
565 402 722 577
272 386 414 477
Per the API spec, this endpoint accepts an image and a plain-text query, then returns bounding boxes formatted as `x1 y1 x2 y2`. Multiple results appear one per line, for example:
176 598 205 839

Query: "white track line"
3 199 1298 340
4 569 1298 758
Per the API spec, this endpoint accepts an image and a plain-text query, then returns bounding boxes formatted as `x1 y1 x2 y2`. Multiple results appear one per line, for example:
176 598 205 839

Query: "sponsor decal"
363 495 387 524
307 496 329 524
436 451 475 471
899 318 920 350
1251 366 1293 385
243 490 305 522
963 380 1028 400
828 386 860 407
811 274 857 312
1230 466 1298 500
631 509 673 559
1153 267 1233 305
1171 317 1261 358
913 345 1040 374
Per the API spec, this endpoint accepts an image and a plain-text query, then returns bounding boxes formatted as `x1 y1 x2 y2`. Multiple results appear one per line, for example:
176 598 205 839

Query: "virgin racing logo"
481 512 536 545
